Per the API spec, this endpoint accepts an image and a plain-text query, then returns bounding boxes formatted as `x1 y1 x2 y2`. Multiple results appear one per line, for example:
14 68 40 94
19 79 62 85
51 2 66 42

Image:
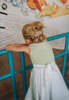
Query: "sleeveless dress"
24 40 69 100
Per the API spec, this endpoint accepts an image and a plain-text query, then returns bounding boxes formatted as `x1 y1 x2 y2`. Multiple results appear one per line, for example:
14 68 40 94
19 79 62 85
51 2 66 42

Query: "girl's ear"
43 34 47 40
25 39 32 45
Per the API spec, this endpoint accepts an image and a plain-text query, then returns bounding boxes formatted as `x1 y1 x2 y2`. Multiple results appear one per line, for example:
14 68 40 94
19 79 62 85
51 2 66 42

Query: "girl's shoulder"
28 40 50 51
29 40 53 52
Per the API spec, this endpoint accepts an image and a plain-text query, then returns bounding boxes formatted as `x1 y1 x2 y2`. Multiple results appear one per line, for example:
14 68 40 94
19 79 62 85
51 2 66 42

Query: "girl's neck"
30 40 45 45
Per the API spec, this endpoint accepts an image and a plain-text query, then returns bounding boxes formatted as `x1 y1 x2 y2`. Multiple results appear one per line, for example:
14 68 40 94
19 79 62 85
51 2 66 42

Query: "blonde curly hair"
22 21 44 43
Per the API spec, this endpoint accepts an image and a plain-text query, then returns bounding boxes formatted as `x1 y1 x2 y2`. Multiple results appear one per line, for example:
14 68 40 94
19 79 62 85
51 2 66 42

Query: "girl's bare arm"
8 43 28 47
5 44 30 55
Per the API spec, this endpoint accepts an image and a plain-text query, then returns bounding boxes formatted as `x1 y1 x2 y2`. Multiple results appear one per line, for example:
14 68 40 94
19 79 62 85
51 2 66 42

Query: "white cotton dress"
24 40 69 100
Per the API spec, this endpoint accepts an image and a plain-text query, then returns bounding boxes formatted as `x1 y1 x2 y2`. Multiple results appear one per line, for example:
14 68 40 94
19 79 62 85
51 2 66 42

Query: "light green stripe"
30 86 33 100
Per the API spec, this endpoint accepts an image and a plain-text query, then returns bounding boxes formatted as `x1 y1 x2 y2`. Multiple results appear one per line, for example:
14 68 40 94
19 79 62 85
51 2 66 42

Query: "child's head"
22 21 44 44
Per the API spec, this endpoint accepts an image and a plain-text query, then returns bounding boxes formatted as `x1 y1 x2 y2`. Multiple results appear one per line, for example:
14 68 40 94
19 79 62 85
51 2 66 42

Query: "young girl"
5 21 69 100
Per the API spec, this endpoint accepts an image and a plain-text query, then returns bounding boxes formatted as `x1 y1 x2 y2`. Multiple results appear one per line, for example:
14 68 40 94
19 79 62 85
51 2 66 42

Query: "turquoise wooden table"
0 32 69 100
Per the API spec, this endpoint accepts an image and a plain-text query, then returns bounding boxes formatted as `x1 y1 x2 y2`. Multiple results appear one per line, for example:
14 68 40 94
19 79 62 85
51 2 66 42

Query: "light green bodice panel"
29 40 55 65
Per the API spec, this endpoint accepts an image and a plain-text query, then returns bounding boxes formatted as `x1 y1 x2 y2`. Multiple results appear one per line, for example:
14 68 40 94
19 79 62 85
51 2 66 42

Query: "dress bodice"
29 40 55 65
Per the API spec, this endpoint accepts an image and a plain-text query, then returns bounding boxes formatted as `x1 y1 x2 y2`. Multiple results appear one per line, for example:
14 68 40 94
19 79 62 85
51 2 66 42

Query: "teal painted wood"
0 71 17 81
0 50 17 100
47 32 69 78
65 79 69 89
7 52 17 100
47 32 69 41
19 52 27 98
0 49 8 55
62 35 69 78
0 73 11 81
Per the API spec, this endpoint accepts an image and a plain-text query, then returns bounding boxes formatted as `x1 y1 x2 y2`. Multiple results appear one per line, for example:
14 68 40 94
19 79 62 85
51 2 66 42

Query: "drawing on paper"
0 31 16 50
2 3 7 10
43 27 65 47
4 0 69 18
0 13 65 50
0 12 33 50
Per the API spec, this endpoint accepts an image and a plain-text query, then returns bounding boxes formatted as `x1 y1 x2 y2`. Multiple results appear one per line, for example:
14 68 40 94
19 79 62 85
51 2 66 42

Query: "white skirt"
24 62 69 100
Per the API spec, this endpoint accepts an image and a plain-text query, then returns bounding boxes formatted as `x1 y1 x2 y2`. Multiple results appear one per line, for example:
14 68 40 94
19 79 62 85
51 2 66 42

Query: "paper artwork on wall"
0 0 69 50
